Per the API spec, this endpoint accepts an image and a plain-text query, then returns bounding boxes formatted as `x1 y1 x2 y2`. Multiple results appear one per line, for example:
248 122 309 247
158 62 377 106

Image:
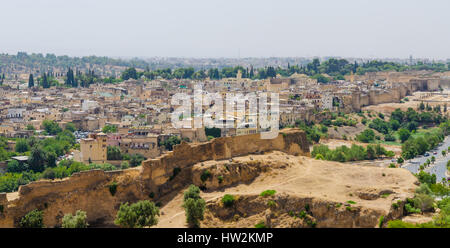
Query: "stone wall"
0 129 309 227
140 129 309 197
351 77 444 111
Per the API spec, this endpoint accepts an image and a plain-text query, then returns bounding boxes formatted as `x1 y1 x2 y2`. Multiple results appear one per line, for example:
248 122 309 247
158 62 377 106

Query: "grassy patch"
221 194 235 208
260 190 276 197
255 221 267 228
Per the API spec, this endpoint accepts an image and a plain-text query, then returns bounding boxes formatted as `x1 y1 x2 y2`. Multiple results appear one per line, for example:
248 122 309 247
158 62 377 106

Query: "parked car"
424 152 430 157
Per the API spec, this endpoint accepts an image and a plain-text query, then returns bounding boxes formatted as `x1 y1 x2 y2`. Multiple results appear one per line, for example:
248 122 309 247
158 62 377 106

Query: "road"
403 136 450 183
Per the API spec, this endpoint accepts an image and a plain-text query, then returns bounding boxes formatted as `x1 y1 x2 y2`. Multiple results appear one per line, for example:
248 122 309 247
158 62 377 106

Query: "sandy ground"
156 151 417 228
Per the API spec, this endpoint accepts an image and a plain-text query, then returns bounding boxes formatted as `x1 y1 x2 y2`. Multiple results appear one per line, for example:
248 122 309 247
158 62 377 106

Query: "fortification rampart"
351 77 446 111
0 129 309 227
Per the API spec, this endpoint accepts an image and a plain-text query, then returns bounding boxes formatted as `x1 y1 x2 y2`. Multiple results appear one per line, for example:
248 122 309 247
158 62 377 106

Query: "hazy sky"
1 0 449 59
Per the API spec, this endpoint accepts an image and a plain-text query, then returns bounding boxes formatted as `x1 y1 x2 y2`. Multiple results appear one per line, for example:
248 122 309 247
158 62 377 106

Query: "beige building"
74 132 107 164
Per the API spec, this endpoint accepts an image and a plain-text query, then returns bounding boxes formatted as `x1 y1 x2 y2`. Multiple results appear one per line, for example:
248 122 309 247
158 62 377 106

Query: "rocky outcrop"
202 193 407 228
0 129 309 227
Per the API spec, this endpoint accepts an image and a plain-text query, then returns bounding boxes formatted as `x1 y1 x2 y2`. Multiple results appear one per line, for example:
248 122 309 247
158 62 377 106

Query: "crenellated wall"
0 129 309 227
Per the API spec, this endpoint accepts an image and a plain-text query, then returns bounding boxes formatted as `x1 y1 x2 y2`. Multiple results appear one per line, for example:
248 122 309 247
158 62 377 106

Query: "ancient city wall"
0 129 309 227
351 78 444 111
140 129 309 196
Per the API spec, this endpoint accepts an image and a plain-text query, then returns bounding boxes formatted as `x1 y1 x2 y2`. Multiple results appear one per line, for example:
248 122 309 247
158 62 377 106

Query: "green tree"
28 146 46 172
129 154 145 167
107 146 122 160
183 185 205 227
28 74 34 88
121 67 138 80
65 123 76 132
41 73 49 88
102 125 118 133
46 151 57 168
7 160 27 173
20 209 44 228
15 138 30 153
356 129 375 143
114 200 160 228
397 128 411 143
26 124 35 131
159 136 181 151
42 120 62 135
419 102 425 111
62 210 88 228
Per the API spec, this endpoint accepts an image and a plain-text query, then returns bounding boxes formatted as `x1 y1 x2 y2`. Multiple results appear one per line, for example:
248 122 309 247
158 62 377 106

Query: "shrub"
315 154 325 160
200 170 212 182
384 133 396 142
109 181 118 196
62 210 88 228
298 211 307 219
304 204 310 212
20 209 44 228
387 220 417 228
405 203 421 214
413 193 434 212
267 200 277 208
254 221 267 228
356 129 375 143
389 163 396 168
217 175 223 184
260 190 276 197
120 161 130 169
347 200 356 204
222 194 235 208
378 215 384 228
415 184 432 195
114 200 159 228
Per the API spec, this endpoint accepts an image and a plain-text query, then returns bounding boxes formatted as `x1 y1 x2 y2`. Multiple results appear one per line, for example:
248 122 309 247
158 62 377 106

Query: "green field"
378 127 441 146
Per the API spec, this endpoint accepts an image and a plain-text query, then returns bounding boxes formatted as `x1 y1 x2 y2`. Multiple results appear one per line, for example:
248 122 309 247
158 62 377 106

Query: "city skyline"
1 0 449 59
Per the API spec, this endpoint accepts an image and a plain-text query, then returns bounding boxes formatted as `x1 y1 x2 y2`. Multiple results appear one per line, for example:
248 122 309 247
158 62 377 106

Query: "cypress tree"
42 73 49 88
28 74 34 88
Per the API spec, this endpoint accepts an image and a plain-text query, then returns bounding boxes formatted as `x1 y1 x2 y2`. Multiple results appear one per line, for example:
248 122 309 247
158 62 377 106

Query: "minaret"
237 70 242 80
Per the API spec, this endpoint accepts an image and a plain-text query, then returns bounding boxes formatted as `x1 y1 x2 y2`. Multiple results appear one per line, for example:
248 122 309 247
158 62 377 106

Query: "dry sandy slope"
156 151 417 228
